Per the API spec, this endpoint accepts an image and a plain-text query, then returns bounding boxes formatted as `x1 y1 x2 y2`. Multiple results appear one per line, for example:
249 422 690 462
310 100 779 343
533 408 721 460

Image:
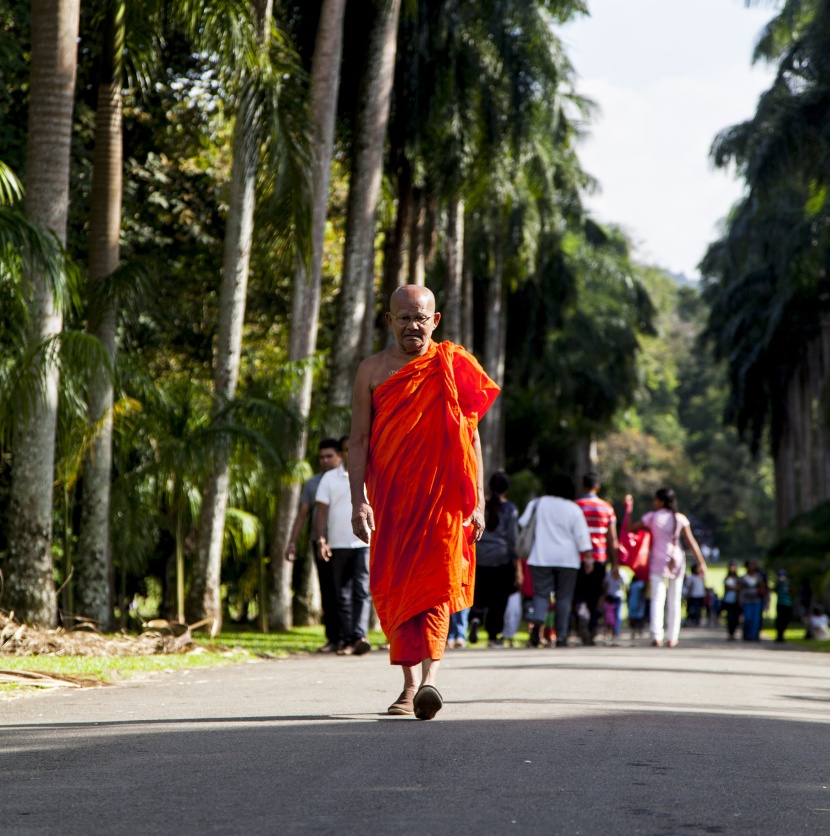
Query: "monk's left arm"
469 428 486 541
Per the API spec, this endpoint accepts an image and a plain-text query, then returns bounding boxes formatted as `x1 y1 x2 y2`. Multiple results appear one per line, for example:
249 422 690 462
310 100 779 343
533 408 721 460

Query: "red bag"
519 559 534 596
618 497 651 581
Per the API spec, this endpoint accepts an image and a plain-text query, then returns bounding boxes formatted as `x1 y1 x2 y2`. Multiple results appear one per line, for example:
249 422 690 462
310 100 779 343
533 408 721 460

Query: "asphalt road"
2 628 829 835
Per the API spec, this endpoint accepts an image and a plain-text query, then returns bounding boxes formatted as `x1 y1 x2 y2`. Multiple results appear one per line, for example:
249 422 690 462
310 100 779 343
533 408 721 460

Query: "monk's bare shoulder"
359 346 416 391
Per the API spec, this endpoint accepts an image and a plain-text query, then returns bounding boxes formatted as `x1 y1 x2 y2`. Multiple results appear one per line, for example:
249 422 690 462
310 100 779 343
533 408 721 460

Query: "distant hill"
666 270 699 288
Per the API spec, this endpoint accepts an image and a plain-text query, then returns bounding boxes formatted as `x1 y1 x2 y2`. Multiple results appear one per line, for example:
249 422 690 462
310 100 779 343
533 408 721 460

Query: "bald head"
390 285 435 314
386 285 441 355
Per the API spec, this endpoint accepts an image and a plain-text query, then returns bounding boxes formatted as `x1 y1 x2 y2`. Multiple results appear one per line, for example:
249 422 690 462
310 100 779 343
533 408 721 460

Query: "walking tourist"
518 473 592 648
469 472 519 648
774 569 794 643
722 560 741 640
574 473 618 644
315 436 372 656
627 574 647 639
683 564 706 626
601 564 624 641
738 558 767 641
629 488 707 648
284 438 343 653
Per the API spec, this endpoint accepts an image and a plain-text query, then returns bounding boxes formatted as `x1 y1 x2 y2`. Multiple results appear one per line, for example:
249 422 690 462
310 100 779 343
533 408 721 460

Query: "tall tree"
74 0 126 629
328 0 402 406
5 0 81 627
189 0 274 629
703 0 830 530
269 0 347 630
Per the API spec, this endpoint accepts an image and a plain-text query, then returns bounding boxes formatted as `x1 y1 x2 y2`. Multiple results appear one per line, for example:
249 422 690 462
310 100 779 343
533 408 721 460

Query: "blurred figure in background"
738 558 767 642
629 488 707 648
469 472 519 648
722 560 741 641
574 473 619 645
519 473 591 648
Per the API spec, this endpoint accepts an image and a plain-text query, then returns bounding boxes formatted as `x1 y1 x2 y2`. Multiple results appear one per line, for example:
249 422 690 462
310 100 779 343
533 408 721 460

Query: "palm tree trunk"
462 262 474 351
381 154 413 346
819 314 830 503
6 0 81 627
328 0 402 406
75 0 125 631
442 196 464 344
191 0 273 629
268 0 347 629
480 234 505 472
408 186 425 286
292 543 321 626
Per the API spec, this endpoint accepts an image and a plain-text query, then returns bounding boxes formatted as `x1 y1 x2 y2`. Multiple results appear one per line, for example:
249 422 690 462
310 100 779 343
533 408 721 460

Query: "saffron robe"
366 340 500 645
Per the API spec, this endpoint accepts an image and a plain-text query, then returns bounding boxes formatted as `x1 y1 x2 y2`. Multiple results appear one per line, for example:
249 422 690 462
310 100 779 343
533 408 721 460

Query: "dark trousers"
330 547 371 646
687 596 704 626
575 560 607 636
471 562 515 639
776 604 792 642
527 565 578 641
723 601 740 638
314 543 340 645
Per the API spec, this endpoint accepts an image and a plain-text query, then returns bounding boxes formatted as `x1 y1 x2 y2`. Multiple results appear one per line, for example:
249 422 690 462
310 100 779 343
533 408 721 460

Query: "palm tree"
703 0 830 530
74 0 126 630
189 0 313 629
328 0 402 407
5 0 81 627
188 0 275 629
269 0 347 630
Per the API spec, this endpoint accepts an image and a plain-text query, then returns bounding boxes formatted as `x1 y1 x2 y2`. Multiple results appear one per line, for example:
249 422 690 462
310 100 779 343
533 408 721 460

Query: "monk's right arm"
349 360 375 544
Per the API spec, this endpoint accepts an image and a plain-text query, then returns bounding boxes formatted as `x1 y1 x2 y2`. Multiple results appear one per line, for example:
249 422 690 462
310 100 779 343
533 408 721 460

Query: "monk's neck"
390 340 434 363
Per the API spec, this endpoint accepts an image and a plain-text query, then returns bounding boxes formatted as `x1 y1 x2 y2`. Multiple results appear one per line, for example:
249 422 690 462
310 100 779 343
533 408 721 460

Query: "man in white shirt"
518 473 592 647
283 438 342 653
316 436 372 655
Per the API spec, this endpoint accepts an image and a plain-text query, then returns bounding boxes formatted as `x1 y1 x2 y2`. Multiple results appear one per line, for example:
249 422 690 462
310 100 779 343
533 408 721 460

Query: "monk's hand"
352 502 375 544
465 506 486 542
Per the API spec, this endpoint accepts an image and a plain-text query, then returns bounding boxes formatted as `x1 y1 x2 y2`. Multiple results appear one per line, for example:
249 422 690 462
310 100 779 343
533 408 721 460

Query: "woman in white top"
629 488 706 648
518 473 591 647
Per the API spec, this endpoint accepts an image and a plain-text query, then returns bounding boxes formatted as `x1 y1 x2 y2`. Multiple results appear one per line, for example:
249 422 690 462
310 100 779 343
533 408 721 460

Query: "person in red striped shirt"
574 473 619 645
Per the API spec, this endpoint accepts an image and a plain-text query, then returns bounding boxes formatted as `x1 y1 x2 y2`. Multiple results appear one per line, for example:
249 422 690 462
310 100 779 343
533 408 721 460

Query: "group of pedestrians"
446 473 711 650
286 439 806 655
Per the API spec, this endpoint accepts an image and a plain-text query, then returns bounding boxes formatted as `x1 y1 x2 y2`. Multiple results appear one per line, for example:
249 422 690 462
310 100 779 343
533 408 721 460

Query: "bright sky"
563 0 778 279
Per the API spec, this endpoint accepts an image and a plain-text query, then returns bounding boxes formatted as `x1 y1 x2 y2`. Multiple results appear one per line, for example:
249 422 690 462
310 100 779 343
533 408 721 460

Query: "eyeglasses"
387 313 434 325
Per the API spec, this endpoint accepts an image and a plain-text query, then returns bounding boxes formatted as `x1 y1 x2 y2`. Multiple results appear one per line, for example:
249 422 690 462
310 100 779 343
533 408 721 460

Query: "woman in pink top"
629 488 707 647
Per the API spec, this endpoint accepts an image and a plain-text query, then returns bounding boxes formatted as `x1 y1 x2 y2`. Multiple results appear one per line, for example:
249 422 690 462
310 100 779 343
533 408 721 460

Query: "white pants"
502 592 522 639
649 572 684 643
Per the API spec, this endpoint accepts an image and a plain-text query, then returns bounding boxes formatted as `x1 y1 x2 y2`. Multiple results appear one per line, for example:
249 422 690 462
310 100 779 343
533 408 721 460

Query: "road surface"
2 629 829 834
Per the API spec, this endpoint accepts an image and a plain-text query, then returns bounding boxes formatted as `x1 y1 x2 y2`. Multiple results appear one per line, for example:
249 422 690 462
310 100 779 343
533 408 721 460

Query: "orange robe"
366 340 499 665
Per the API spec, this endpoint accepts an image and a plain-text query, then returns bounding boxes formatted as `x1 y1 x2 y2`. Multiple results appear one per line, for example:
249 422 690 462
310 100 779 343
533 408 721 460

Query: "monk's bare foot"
387 687 416 715
413 684 443 720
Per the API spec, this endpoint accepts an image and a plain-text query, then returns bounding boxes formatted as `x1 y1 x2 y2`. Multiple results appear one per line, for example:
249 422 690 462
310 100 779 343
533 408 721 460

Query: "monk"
349 285 499 720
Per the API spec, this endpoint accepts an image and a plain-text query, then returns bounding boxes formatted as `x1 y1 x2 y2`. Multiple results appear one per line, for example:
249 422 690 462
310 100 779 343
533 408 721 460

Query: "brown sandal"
387 690 415 715
413 684 443 720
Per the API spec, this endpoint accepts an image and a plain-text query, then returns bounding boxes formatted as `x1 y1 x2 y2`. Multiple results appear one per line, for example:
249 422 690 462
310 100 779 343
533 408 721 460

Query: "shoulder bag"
515 499 539 560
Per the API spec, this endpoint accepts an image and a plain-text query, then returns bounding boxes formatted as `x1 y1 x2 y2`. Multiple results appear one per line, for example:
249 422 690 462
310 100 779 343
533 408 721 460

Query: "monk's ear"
432 312 441 327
